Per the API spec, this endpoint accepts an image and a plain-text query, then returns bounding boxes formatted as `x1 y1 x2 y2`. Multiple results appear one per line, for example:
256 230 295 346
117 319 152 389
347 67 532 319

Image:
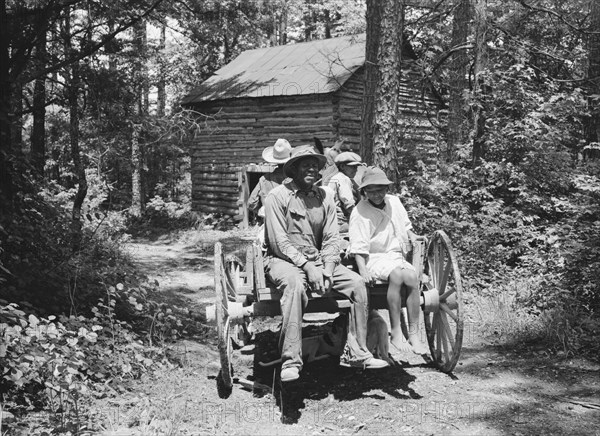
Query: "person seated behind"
248 138 292 221
327 151 364 234
348 166 429 357
263 145 389 383
320 138 347 186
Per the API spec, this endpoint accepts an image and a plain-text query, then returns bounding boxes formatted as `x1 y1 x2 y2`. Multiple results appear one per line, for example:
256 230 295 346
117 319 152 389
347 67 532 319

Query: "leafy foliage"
0 292 170 432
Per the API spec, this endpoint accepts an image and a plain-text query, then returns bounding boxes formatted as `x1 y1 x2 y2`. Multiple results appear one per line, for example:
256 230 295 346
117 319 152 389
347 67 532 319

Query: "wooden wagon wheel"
215 242 233 397
225 252 253 348
422 230 464 373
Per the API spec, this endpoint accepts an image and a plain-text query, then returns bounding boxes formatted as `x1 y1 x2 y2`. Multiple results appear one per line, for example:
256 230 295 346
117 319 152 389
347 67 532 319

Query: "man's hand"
303 261 325 295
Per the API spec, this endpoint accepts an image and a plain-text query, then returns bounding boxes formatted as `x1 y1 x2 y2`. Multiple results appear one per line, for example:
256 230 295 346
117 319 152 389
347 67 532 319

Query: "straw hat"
283 145 327 178
358 167 393 190
262 138 292 164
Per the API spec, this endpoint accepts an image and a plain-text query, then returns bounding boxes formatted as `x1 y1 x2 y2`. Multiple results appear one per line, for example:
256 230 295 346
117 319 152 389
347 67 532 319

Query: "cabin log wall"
335 64 442 168
190 94 335 215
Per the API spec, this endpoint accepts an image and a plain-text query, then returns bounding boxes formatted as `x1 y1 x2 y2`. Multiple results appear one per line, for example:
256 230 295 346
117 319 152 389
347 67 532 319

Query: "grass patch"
468 277 600 361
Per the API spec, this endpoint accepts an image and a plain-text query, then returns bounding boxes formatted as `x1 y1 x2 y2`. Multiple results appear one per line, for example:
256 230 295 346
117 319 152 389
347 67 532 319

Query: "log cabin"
181 34 444 226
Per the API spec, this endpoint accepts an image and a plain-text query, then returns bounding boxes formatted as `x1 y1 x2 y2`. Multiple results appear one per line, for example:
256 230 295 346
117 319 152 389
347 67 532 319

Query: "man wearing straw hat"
263 145 389 383
248 138 292 219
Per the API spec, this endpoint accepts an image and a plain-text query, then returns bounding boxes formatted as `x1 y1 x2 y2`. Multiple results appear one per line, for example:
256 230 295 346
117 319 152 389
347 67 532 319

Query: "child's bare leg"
387 268 412 353
402 269 428 355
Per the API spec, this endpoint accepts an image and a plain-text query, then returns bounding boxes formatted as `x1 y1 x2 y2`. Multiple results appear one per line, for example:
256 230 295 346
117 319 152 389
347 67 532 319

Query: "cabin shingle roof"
182 34 367 104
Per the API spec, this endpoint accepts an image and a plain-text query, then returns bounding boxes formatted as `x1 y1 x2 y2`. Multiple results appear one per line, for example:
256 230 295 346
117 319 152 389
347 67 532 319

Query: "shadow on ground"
225 328 427 424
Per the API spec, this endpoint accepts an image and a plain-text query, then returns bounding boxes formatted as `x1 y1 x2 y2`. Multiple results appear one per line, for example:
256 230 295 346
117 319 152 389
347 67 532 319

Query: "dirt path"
108 233 600 436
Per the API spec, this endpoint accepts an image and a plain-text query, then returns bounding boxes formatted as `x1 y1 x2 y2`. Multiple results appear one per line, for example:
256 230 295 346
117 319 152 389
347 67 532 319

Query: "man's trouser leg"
265 258 307 371
331 264 373 363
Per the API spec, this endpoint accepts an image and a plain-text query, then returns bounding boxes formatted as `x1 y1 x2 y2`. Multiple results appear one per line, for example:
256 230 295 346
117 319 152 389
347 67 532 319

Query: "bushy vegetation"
400 66 600 359
0 170 212 433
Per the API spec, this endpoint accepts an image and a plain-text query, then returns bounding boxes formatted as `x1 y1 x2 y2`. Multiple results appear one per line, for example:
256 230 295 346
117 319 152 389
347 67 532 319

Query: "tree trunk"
157 24 166 117
279 6 288 45
360 0 382 165
65 8 87 250
585 0 600 152
304 0 316 41
133 20 148 116
0 0 12 212
31 31 47 176
107 19 118 72
270 14 278 46
447 0 471 163
131 124 144 217
324 9 331 39
10 83 23 156
472 0 488 167
370 0 404 185
141 25 149 115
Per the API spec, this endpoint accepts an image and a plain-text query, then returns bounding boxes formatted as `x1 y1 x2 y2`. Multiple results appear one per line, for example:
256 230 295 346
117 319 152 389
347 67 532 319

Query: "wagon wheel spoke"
439 302 458 322
439 311 456 349
439 287 456 302
434 312 442 360
433 244 443 287
439 319 450 363
439 261 452 295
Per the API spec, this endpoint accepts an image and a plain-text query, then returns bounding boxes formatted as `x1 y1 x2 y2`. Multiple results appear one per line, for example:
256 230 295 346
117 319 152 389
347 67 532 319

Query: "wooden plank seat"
222 242 427 318
340 241 428 312
208 243 353 320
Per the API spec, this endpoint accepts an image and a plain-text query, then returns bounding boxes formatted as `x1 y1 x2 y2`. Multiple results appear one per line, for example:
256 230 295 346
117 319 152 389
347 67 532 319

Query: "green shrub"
0 292 170 431
125 195 202 238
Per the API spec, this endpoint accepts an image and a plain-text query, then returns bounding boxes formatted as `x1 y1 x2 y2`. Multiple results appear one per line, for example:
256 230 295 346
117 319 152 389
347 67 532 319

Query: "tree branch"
516 0 599 34
20 0 166 83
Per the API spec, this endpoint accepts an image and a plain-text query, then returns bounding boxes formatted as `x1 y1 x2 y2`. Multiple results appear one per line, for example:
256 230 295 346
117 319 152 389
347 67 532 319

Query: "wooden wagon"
206 230 464 396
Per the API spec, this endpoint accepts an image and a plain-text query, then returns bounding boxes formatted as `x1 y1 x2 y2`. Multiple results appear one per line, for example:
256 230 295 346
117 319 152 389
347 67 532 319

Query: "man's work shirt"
263 181 341 268
248 166 286 217
327 171 357 226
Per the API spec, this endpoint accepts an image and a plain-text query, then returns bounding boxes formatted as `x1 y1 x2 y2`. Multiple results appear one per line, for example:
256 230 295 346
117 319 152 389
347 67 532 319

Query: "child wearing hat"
348 166 429 357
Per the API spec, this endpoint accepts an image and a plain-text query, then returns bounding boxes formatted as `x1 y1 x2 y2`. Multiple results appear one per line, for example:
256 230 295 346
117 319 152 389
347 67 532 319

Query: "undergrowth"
0 180 214 434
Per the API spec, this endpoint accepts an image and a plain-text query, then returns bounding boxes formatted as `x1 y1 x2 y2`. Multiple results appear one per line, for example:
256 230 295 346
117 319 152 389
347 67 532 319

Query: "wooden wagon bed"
207 230 464 395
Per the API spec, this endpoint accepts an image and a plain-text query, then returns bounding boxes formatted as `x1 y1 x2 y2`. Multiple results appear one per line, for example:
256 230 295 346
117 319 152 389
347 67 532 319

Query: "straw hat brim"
262 146 291 164
358 174 393 190
283 153 327 178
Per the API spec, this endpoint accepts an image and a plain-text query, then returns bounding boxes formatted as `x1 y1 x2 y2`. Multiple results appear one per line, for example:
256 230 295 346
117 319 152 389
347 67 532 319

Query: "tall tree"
31 30 47 176
0 0 11 211
360 0 381 165
63 6 87 249
130 123 143 216
363 0 404 183
156 23 166 117
585 0 600 152
471 0 488 166
131 19 148 216
446 0 471 162
0 0 166 208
